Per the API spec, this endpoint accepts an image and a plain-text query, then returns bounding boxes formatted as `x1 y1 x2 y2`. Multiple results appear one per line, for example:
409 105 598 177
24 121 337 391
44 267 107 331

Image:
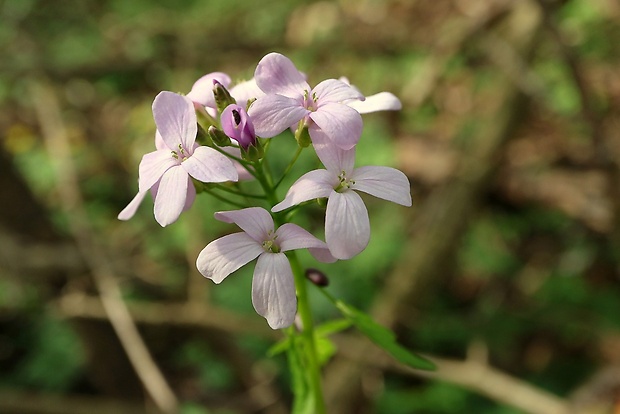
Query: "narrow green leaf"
315 319 352 337
335 300 436 371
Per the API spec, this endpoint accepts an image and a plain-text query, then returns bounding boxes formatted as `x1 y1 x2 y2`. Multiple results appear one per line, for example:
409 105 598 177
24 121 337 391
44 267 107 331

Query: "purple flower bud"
221 104 257 149
305 268 329 287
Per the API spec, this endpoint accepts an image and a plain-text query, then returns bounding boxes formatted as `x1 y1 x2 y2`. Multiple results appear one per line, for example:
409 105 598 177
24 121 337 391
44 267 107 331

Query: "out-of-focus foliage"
1 0 620 413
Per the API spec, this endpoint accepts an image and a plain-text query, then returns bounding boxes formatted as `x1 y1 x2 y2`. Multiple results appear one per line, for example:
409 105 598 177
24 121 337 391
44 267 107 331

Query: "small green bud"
208 126 232 147
242 139 264 162
316 197 327 207
196 124 212 146
294 119 311 148
213 81 236 114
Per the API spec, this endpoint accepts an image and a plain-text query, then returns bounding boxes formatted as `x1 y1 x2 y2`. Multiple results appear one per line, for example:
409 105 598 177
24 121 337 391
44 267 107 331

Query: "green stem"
288 251 326 414
203 188 247 208
275 146 304 190
252 158 325 413
213 184 266 199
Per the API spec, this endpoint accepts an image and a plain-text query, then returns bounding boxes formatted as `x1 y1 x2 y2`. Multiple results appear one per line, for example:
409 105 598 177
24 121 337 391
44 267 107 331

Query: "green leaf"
335 300 436 371
315 336 337 366
266 337 291 357
315 318 352 337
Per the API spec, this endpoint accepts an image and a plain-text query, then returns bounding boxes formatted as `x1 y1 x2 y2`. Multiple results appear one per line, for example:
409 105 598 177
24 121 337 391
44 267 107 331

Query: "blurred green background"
1 0 620 413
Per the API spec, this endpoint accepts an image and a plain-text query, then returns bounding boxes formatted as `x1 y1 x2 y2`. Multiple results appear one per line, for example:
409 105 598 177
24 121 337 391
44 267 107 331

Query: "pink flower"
136 91 238 226
248 53 365 150
196 207 335 329
118 131 197 222
272 131 411 260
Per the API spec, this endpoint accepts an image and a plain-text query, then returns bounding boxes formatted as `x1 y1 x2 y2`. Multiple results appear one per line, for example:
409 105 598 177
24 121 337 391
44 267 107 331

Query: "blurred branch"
402 0 513 107
0 390 146 414
56 292 279 340
29 80 178 414
334 335 570 414
324 2 560 413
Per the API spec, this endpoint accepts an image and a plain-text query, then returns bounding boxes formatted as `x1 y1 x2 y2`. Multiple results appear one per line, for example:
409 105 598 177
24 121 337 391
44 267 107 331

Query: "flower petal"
352 166 412 206
183 177 196 211
252 252 297 329
152 91 198 151
154 166 188 227
118 190 148 221
325 191 370 260
276 223 327 251
230 78 265 106
271 169 335 212
313 79 364 104
254 52 309 98
196 232 263 284
310 128 356 174
248 94 308 138
346 92 402 114
182 146 238 183
214 207 274 243
138 150 178 192
275 223 337 263
309 103 362 150
186 72 231 108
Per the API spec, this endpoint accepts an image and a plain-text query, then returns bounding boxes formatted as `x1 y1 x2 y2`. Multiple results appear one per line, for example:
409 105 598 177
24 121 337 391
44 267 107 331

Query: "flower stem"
275 146 303 190
288 251 326 414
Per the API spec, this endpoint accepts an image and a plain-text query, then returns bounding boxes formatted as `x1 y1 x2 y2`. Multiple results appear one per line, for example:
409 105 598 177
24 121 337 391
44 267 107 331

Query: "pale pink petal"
325 191 370 260
196 232 263 284
155 130 167 150
313 79 364 104
254 52 310 98
230 78 265 106
252 252 297 329
352 166 412 206
310 129 356 174
154 166 188 227
182 146 238 183
308 247 337 263
186 72 231 108
248 95 309 138
118 190 148 221
346 92 402 114
152 91 198 151
276 223 328 251
271 170 335 212
183 178 196 211
214 207 274 242
138 150 178 192
309 103 362 150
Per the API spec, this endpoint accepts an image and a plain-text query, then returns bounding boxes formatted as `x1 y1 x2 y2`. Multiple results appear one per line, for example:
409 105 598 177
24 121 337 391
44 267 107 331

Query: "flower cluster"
120 52 410 329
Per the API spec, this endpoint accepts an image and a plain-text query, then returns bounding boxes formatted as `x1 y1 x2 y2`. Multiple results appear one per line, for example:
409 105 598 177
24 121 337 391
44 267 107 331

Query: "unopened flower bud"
221 104 256 149
213 80 236 114
305 268 329 287
208 125 231 147
196 124 211 146
242 138 264 162
294 120 311 148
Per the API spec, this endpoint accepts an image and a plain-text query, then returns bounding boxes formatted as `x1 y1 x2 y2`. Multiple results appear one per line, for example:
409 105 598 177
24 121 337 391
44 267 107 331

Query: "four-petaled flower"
272 131 412 260
248 52 365 150
196 207 335 329
137 91 238 226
